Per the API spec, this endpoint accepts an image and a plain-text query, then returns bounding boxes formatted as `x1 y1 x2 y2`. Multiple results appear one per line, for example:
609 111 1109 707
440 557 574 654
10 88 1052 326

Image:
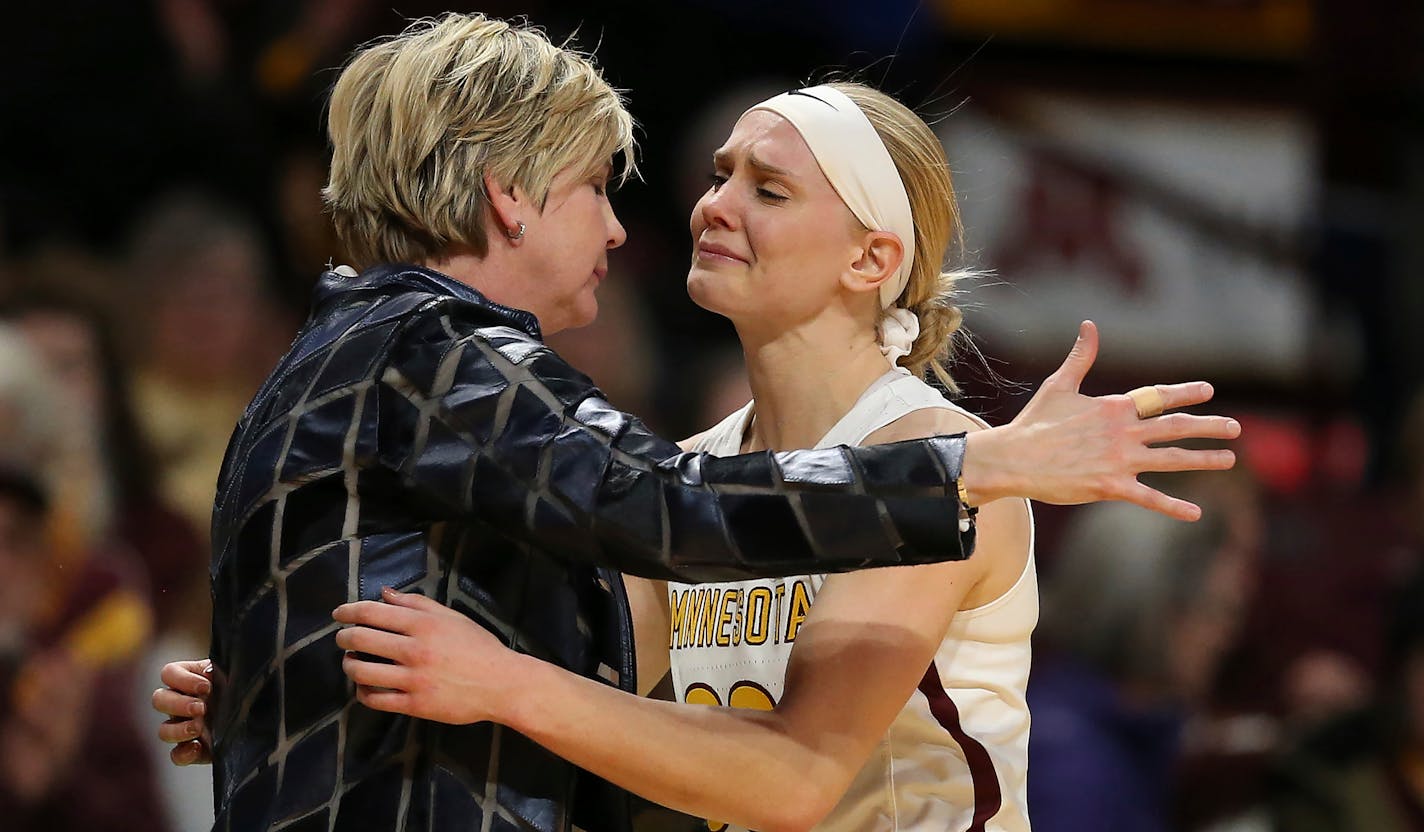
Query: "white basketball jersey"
667 370 1036 832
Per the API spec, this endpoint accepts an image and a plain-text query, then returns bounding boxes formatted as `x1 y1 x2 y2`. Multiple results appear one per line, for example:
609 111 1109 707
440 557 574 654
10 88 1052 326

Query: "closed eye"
709 172 787 203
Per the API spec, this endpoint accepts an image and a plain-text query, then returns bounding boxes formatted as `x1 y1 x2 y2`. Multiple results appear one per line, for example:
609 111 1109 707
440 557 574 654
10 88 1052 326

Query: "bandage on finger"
1126 386 1166 419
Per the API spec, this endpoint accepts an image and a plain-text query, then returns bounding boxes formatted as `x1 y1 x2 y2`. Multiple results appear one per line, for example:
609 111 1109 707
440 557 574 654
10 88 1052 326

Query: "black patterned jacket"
208 264 977 832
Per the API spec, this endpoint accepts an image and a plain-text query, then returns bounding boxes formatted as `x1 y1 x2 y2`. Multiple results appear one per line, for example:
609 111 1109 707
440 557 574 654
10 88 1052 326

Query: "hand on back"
152 659 213 766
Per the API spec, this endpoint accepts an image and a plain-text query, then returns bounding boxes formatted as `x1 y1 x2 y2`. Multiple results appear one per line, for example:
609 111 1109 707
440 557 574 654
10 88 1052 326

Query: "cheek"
785 217 854 278
746 226 808 290
689 199 709 239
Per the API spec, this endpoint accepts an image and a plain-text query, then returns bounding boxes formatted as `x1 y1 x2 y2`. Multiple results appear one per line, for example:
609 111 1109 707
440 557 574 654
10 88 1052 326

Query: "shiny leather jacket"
208 264 976 832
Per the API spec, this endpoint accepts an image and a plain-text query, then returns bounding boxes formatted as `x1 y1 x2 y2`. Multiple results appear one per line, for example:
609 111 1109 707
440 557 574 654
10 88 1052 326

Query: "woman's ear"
484 171 528 244
842 231 905 296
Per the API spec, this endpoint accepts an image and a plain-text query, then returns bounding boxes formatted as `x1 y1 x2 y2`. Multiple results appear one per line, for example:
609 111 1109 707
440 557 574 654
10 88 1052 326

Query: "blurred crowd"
0 1 1420 831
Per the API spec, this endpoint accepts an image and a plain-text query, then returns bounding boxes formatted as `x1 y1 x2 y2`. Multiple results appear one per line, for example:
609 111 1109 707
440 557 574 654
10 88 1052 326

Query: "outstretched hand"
152 659 214 766
333 588 526 726
965 321 1240 521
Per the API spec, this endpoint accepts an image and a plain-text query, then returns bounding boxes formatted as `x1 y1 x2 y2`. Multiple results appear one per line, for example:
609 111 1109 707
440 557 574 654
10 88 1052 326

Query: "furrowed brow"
747 154 793 178
712 148 793 179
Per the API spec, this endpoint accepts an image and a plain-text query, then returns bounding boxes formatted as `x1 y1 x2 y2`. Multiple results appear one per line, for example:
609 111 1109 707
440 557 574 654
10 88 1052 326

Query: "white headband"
750 85 915 309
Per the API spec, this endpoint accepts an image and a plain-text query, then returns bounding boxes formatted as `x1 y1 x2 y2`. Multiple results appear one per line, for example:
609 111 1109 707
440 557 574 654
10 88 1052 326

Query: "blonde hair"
831 82 967 392
323 14 636 267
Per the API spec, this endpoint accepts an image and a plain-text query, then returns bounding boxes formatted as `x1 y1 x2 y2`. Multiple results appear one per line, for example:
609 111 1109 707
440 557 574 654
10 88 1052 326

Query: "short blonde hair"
831 82 968 392
324 14 636 267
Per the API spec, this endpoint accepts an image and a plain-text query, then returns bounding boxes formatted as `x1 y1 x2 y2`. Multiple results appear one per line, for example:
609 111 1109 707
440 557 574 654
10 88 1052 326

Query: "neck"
735 312 894 453
420 243 558 332
420 249 484 284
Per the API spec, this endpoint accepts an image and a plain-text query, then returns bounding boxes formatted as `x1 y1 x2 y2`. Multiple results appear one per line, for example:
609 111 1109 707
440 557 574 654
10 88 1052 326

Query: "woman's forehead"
716 110 817 173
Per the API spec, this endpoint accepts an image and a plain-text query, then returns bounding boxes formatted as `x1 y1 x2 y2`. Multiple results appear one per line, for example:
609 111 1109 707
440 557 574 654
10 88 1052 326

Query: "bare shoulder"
862 405 986 446
866 405 1030 608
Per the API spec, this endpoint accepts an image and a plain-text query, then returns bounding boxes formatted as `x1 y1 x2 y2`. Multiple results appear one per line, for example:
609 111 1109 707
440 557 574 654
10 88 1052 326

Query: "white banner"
939 92 1318 382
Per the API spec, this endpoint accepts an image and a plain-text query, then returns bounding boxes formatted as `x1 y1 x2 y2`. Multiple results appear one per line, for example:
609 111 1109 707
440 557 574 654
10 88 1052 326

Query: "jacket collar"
313 263 543 339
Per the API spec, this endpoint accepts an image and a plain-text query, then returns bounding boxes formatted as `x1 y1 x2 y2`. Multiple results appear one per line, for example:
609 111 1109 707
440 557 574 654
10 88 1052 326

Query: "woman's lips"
696 243 747 264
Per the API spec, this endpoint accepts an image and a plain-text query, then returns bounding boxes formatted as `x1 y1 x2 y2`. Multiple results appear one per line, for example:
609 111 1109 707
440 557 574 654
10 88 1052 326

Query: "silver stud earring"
506 221 526 240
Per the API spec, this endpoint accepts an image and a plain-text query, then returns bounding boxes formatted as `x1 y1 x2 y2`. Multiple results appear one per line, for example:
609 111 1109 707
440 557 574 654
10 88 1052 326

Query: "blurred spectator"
1267 566 1424 831
1028 469 1260 832
0 468 53 713
0 286 207 641
1261 393 1424 831
0 465 81 816
0 328 166 831
1218 414 1407 712
1164 411 1423 830
125 192 294 541
0 283 217 830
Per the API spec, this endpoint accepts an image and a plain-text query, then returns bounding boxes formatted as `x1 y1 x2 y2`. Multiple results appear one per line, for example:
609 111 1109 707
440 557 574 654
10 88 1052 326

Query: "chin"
685 269 731 316
540 301 597 336
569 297 600 331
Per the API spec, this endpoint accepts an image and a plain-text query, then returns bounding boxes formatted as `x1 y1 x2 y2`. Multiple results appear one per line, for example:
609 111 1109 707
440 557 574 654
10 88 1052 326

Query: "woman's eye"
706 172 785 202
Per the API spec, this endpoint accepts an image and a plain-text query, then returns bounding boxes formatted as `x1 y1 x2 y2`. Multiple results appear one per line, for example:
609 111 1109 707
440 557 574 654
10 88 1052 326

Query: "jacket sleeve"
376 310 976 582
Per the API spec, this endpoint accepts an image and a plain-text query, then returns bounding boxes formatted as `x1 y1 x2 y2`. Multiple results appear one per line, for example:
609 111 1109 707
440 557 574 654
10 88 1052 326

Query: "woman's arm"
335 412 1031 832
389 316 1236 584
334 523 1012 831
384 310 980 581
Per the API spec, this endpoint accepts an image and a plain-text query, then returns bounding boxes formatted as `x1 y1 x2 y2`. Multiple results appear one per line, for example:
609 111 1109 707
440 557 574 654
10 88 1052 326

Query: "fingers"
334 625 413 663
153 686 207 719
381 587 445 613
170 739 212 767
342 653 410 690
158 716 207 744
354 685 412 715
1152 381 1217 412
332 599 423 633
1041 321 1099 394
1139 445 1238 473
159 660 213 698
1140 413 1242 445
1119 481 1203 522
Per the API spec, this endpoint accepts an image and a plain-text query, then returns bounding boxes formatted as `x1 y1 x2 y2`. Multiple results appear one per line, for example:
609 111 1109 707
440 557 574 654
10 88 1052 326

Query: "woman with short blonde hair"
323 14 636 267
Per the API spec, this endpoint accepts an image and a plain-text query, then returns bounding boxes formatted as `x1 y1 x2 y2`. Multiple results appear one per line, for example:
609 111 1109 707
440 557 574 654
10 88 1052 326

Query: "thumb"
1043 321 1098 394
